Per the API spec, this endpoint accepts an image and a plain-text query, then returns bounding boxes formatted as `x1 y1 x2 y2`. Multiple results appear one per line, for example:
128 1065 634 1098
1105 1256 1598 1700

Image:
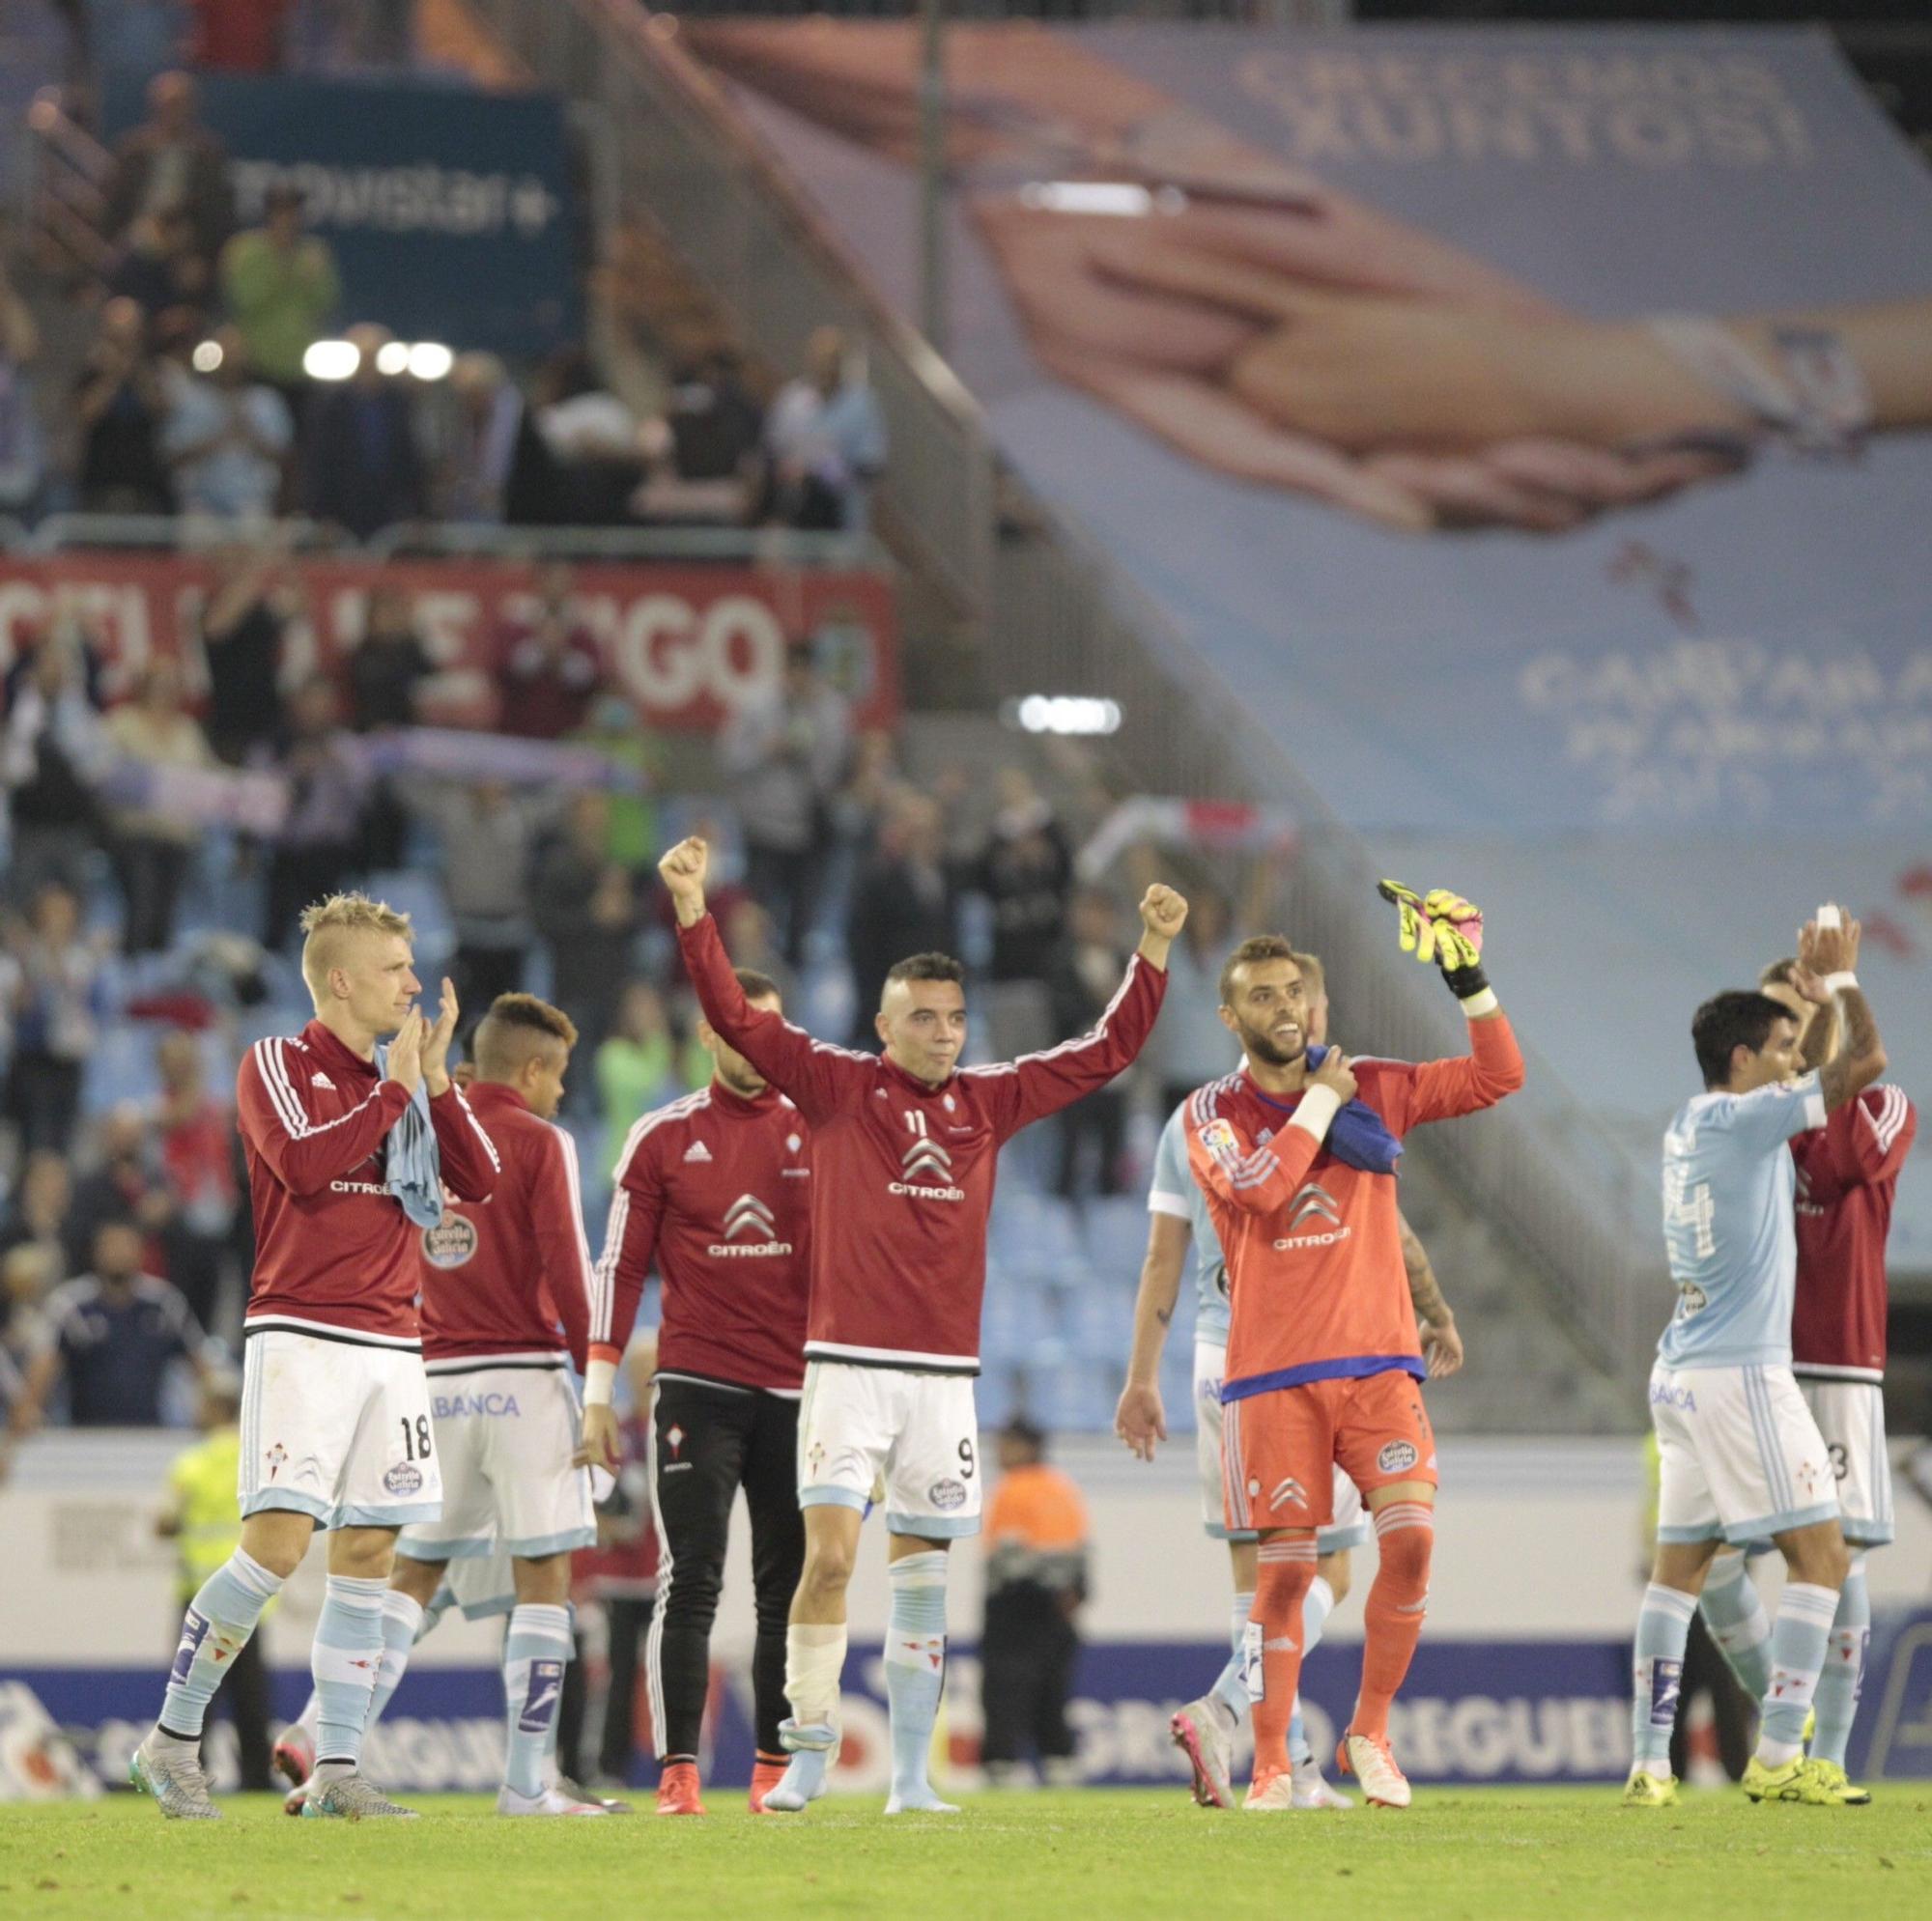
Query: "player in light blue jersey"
1115 946 1461 1812
1627 915 1887 1810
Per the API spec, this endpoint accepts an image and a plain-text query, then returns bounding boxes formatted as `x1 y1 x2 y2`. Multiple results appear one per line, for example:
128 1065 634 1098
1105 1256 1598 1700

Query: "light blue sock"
1631 1583 1696 1775
502 1603 573 1798
158 1549 284 1738
1209 1589 1256 1723
1809 1556 1869 1770
1758 1581 1840 1766
883 1551 949 1805
1287 1574 1336 1766
1698 1552 1774 1699
312 1574 388 1770
363 1590 426 1735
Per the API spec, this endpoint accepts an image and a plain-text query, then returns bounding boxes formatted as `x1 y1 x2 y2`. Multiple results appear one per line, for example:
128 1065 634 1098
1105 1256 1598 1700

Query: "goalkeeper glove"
1378 880 1491 1003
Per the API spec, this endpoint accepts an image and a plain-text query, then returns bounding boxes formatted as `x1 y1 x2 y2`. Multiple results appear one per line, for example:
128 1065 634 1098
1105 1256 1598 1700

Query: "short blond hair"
299 892 413 1001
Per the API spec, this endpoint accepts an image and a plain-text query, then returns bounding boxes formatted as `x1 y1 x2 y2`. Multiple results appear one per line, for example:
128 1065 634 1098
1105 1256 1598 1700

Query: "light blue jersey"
1149 1102 1229 1342
1658 1073 1827 1370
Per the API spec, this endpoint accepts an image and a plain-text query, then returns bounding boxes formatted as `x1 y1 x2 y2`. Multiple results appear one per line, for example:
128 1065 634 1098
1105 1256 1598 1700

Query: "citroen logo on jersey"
1288 1183 1341 1228
723 1194 778 1242
708 1194 793 1259
902 1136 954 1182
891 1110 966 1201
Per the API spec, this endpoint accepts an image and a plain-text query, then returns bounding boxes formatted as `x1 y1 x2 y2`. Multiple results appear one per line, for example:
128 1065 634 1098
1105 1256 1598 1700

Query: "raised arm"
981 886 1182 1139
662 836 870 1121
1800 918 1888 1115
239 1036 413 1197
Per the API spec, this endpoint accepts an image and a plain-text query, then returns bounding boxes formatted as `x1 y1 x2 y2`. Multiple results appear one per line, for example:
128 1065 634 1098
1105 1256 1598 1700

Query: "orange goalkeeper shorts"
1221 1370 1436 1534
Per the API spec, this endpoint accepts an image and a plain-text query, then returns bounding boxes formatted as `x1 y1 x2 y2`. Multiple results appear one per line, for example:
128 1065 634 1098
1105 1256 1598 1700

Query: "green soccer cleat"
1744 1755 1849 1805
1804 1761 1872 1805
1621 1770 1679 1808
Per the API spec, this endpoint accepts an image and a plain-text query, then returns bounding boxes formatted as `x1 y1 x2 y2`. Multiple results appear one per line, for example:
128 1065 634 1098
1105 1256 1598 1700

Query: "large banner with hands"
694 23 1932 835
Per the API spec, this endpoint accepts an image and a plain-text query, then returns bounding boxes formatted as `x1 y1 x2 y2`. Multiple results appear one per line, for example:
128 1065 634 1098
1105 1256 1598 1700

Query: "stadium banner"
0 553 900 731
103 73 580 357
689 22 1932 835
11 1613 1929 1791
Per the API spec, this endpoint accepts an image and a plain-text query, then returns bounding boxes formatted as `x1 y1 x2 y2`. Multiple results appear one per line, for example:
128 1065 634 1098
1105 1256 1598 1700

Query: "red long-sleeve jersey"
238 1020 499 1347
1189 1015 1523 1399
1791 1085 1916 1383
592 1081 812 1394
416 1082 594 1373
677 912 1166 1371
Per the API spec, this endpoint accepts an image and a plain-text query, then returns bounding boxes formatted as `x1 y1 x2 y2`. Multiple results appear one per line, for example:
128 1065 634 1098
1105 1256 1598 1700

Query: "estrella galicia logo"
928 1477 968 1511
1377 1440 1419 1474
421 1215 478 1269
384 1461 424 1496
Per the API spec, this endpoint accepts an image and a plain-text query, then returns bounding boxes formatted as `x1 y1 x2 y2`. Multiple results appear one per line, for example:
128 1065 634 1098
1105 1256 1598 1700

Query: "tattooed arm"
1402 1209 1463 1379
1116 1211 1191 1460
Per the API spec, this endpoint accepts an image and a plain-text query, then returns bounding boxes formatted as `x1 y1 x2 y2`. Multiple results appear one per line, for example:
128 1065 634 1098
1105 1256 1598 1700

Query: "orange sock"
1250 1536 1318 1778
1352 1501 1434 1741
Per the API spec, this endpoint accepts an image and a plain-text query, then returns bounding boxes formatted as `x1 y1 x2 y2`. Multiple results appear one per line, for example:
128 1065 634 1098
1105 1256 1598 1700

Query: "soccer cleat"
271 1724 315 1790
1243 1767 1296 1812
1622 1770 1679 1808
1169 1697 1236 1810
1804 1762 1872 1806
749 1757 788 1815
762 1718 836 1813
299 1772 418 1820
1291 1756 1354 1809
498 1782 610 1816
655 1760 706 1817
557 1773 633 1814
1337 1729 1412 1809
1745 1755 1862 1806
129 1732 220 1820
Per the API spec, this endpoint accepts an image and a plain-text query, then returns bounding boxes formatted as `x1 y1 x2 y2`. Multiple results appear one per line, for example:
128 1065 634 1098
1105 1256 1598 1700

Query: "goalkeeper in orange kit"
1184 886 1524 1808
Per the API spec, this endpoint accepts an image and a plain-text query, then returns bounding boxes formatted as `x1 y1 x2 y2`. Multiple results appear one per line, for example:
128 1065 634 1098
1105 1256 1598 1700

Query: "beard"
1235 1017 1306 1070
716 1059 766 1098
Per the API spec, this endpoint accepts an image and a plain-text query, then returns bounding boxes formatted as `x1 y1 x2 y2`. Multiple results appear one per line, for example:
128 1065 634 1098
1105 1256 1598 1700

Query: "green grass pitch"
4 1788 1930 1921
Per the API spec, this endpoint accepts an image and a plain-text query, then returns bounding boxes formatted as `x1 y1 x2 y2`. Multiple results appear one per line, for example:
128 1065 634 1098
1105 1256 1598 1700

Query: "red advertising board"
0 553 899 729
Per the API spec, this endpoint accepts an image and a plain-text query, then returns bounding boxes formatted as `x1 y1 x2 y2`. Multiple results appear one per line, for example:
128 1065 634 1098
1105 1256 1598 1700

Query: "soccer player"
1626 915 1887 1807
1690 949 1914 1803
280 993 603 1816
1119 946 1463 1811
130 892 498 1821
588 966 813 1818
1184 887 1522 1810
657 833 1181 1815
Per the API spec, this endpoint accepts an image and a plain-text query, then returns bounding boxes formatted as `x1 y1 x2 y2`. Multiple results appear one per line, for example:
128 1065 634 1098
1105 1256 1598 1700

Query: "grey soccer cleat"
130 1731 220 1820
299 1771 419 1820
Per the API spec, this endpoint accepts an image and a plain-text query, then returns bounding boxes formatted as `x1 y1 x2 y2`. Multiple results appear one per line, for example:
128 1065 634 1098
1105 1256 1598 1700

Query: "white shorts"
397 1362 596 1562
239 1328 442 1530
1195 1340 1368 1552
1650 1361 1840 1546
1798 1375 1894 1547
797 1361 981 1539
440 1548 517 1622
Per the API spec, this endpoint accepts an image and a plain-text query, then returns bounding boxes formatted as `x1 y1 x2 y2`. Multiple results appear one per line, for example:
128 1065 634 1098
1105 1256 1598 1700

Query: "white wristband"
583 1357 618 1407
1460 987 1499 1018
1289 1084 1344 1144
1823 972 1859 996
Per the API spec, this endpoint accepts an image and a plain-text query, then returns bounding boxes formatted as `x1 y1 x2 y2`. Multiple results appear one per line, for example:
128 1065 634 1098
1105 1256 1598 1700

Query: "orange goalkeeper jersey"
1186 1015 1523 1401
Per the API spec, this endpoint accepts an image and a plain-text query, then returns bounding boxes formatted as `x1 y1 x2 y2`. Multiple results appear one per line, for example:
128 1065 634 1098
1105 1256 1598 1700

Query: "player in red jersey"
589 966 814 1818
658 834 1183 1815
1692 955 1918 1799
1185 887 1522 1811
132 892 498 1822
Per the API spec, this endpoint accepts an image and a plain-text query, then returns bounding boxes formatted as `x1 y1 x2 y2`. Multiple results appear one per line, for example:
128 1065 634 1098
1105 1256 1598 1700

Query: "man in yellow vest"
156 1375 273 1793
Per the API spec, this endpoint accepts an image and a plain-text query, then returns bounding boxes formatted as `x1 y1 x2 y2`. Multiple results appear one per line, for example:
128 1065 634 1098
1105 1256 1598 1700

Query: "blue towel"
374 1045 445 1229
1302 1044 1403 1176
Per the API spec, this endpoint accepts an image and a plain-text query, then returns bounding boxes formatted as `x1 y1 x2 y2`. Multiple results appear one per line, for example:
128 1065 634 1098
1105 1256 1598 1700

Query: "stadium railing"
444 0 1663 1388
